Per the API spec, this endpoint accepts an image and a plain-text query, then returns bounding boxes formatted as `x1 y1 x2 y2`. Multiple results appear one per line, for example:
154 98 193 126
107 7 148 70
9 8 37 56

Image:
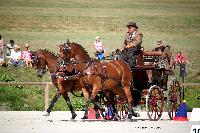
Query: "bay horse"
58 42 140 119
32 49 81 119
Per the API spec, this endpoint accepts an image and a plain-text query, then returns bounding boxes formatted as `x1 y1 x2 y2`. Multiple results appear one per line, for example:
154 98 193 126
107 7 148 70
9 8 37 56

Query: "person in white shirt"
10 45 24 67
6 40 15 56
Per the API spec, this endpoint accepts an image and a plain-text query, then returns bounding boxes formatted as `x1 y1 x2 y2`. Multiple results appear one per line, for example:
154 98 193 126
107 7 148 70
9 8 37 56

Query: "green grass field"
0 0 200 110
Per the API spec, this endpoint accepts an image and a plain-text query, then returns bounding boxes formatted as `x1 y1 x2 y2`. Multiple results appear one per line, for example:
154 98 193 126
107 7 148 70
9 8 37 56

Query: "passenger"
161 45 174 70
114 49 122 60
154 40 165 52
93 36 106 59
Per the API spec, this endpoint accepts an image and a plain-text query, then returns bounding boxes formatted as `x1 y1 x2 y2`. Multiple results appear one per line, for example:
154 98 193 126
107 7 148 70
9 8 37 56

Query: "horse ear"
66 39 70 44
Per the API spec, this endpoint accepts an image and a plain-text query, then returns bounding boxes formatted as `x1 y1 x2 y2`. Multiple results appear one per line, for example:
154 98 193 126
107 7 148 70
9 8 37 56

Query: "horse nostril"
37 75 43 78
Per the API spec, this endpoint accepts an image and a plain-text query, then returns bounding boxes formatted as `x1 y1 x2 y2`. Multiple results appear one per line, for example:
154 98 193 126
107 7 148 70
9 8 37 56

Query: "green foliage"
184 87 200 109
0 73 15 82
71 97 85 111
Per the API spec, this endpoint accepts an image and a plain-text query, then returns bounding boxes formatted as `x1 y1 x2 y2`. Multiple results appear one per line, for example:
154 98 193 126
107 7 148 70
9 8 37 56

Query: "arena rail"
182 83 200 87
0 82 53 111
0 81 199 111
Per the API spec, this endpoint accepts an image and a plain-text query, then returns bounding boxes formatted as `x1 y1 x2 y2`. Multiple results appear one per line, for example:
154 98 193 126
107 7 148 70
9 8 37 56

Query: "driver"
122 21 143 69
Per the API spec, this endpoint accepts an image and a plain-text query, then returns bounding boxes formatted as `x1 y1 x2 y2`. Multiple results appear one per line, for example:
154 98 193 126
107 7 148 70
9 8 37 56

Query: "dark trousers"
122 47 139 70
180 63 186 78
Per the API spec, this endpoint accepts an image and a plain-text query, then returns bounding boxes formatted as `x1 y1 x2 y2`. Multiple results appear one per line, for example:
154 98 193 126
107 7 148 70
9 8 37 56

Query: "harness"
56 59 108 85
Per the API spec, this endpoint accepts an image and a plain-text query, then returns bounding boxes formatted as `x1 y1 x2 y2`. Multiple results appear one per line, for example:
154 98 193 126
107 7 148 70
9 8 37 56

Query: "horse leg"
81 87 90 119
90 85 103 110
62 92 77 119
123 85 139 119
44 92 61 116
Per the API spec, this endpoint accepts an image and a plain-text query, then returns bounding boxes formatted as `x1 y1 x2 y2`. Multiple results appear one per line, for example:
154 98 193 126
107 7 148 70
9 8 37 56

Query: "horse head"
31 51 48 77
59 40 73 61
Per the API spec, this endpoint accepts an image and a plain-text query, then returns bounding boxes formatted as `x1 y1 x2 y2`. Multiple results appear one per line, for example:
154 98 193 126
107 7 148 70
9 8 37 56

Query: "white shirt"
10 50 22 60
94 41 103 51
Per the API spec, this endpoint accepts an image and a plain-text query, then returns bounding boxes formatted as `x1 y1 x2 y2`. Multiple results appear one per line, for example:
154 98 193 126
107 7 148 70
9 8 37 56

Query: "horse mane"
70 42 90 57
38 49 58 58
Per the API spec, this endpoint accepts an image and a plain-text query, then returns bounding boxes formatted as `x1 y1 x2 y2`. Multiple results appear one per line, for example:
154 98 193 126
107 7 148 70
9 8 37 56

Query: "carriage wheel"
146 85 164 121
167 78 182 120
116 97 128 119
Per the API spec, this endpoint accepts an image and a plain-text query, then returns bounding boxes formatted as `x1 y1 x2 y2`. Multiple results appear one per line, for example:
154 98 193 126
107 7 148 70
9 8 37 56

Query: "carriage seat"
136 51 162 69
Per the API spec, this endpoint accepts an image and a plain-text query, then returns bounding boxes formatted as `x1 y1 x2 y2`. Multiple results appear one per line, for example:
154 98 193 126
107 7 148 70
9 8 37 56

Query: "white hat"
25 44 29 47
95 36 101 40
14 45 20 49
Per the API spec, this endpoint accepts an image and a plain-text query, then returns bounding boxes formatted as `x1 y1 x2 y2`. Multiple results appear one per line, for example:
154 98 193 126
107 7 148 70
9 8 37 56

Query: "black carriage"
99 50 183 121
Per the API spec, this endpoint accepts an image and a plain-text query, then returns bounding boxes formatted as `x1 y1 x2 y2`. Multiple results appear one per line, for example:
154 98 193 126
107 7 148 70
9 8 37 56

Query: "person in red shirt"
175 52 190 64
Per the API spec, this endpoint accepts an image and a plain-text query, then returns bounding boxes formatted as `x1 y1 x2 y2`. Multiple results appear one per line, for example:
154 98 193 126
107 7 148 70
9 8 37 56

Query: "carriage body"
113 50 183 121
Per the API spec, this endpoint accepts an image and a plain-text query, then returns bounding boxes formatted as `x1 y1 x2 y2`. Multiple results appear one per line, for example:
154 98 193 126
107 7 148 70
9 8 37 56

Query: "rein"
56 58 94 80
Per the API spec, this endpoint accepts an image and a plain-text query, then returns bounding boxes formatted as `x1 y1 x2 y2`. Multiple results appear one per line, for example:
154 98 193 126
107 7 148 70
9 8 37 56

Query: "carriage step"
136 65 156 69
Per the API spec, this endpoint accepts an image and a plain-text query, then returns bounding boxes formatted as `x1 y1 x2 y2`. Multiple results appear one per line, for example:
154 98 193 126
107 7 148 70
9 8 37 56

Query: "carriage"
32 42 183 121
97 50 183 121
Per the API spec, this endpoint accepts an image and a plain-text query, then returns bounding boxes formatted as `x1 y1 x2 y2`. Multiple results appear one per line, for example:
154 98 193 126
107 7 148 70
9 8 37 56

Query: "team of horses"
32 41 150 120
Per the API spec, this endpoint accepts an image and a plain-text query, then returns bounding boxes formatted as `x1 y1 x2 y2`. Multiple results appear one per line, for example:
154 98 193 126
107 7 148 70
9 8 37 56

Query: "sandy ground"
0 111 199 133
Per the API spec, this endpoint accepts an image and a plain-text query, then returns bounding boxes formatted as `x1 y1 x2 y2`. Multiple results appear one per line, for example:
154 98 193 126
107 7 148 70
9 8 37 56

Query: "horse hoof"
43 112 50 117
71 113 77 119
81 116 88 119
132 112 140 117
128 114 132 119
113 117 118 121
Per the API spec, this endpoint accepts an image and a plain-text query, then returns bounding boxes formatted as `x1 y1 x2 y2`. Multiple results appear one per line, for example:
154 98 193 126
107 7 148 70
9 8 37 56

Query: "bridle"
56 58 94 80
62 42 71 54
32 52 47 76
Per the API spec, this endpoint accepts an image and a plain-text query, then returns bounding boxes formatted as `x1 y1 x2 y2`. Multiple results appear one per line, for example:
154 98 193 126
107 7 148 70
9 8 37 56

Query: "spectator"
22 44 32 68
10 45 24 67
0 48 8 67
0 34 4 55
175 51 190 64
6 40 15 56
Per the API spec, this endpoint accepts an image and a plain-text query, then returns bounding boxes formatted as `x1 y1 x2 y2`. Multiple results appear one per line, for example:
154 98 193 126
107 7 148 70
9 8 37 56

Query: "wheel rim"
146 85 164 121
167 79 182 120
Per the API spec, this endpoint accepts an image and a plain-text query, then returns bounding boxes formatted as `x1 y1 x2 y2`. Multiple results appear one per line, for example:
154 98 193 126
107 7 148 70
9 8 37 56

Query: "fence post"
44 83 50 111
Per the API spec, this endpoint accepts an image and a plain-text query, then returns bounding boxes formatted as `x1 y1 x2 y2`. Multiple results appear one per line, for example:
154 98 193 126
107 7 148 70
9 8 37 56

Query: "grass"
0 0 200 110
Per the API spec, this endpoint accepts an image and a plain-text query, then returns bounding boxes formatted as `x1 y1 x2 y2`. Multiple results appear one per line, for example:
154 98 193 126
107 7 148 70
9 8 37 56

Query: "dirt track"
0 111 199 133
